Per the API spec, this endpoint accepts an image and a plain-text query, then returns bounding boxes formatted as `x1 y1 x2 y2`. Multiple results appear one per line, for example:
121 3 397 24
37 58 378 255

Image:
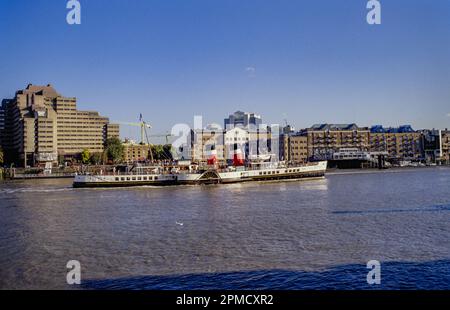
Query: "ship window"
132 177 136 181
115 177 119 181
259 172 262 175
121 177 125 181
126 177 130 181
143 177 147 181
155 176 158 180
138 177 142 181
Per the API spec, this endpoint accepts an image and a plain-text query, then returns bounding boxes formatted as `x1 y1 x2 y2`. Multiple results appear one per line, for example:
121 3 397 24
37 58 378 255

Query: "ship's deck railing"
78 167 174 176
175 161 324 174
78 161 325 176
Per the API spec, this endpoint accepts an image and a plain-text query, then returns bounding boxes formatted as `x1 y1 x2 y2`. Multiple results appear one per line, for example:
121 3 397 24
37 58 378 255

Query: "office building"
305 124 370 161
191 125 225 163
369 125 422 162
280 133 308 163
123 142 152 163
0 84 119 166
441 130 450 164
224 111 262 129
0 102 5 147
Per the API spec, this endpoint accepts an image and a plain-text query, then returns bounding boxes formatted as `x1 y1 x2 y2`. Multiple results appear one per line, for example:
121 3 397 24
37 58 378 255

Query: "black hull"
73 170 326 188
73 180 178 188
245 171 325 182
178 171 326 185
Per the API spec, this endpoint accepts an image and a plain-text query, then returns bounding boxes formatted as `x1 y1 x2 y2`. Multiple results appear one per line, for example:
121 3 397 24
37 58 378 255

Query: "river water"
0 167 449 289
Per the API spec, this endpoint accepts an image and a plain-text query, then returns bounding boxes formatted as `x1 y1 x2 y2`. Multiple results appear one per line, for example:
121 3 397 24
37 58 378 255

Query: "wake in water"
0 187 73 195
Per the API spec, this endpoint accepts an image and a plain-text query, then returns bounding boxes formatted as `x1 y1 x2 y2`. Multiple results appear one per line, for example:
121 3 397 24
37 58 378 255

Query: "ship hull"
176 161 327 185
73 180 178 188
73 161 328 188
73 174 178 188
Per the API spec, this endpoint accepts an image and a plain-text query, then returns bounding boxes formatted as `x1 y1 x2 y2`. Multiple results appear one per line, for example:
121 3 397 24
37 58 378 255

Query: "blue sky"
1 0 449 140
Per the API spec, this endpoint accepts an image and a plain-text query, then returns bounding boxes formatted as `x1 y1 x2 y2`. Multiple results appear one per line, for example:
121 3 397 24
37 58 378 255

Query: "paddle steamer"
73 161 327 188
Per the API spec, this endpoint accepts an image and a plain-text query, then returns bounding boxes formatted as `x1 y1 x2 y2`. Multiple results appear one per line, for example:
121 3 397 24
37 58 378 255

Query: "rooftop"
17 83 61 99
370 125 415 133
309 123 365 131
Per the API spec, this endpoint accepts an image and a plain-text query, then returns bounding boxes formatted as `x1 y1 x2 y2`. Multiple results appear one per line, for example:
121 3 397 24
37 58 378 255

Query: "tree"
105 137 124 164
0 147 4 166
81 149 91 164
163 144 173 160
90 152 103 165
151 145 164 160
150 144 173 161
58 155 65 166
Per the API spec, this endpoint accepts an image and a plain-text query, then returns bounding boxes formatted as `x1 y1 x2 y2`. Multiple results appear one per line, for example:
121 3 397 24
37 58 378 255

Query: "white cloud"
245 66 256 77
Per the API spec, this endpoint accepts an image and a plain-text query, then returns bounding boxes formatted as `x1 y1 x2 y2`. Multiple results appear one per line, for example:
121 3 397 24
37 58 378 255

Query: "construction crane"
114 114 154 162
114 114 152 145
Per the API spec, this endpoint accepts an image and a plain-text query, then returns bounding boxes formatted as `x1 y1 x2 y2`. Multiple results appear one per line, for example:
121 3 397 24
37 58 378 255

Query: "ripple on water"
0 168 450 289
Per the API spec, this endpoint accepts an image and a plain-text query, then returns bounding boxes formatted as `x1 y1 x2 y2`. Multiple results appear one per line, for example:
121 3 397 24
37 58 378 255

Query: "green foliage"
105 137 124 163
81 149 91 164
58 155 65 166
0 147 3 166
90 152 103 165
163 144 173 160
150 144 173 161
